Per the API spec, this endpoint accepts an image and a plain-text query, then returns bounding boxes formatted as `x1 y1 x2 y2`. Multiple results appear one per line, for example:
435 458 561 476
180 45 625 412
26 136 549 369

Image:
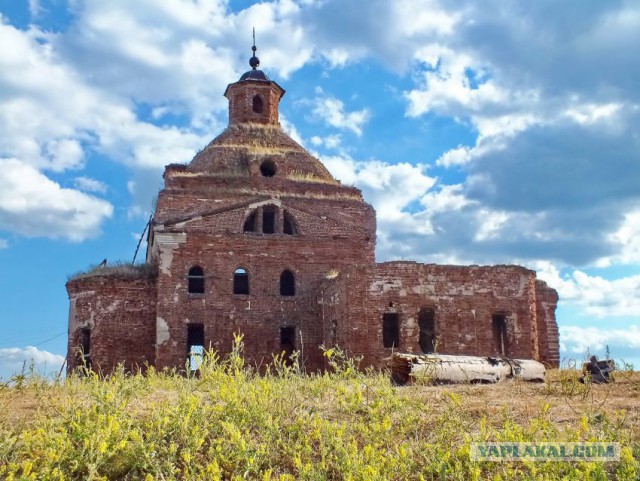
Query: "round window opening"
260 159 277 177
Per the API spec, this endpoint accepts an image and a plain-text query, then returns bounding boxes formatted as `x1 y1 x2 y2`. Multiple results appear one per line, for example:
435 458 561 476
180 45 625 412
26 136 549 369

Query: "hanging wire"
0 331 67 360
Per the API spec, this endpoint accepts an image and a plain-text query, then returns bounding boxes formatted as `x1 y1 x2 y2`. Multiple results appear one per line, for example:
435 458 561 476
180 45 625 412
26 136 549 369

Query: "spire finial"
249 27 260 70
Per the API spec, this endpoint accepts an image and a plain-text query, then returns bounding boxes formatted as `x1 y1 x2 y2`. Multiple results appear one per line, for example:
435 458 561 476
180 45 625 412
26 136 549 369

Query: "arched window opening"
252 95 264 114
188 266 205 294
243 211 257 233
263 205 277 234
418 308 436 354
382 313 399 348
233 268 249 295
492 314 509 356
283 210 297 235
260 159 277 177
280 270 295 296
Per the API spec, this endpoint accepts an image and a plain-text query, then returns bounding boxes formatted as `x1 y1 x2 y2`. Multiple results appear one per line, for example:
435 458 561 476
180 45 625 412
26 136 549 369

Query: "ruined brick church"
66 47 559 374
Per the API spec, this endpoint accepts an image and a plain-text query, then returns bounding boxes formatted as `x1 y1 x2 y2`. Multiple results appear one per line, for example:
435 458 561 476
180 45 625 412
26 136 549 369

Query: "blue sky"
1 0 639 378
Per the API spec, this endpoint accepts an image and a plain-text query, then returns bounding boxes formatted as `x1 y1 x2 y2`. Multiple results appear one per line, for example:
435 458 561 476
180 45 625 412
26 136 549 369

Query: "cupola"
224 36 285 126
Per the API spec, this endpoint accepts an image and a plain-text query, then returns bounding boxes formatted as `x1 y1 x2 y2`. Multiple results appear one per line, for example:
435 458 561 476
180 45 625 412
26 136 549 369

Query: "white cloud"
405 46 509 118
311 95 370 136
559 325 640 355
0 346 65 380
0 238 7 249
1 0 638 273
0 159 113 241
280 115 305 147
474 210 510 241
321 154 438 258
420 184 471 214
0 20 205 171
309 134 342 150
436 146 472 168
609 208 640 265
534 261 640 319
323 155 436 216
74 176 108 194
45 139 85 172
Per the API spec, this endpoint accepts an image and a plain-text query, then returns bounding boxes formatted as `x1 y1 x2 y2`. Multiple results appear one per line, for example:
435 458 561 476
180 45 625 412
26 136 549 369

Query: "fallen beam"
390 352 546 385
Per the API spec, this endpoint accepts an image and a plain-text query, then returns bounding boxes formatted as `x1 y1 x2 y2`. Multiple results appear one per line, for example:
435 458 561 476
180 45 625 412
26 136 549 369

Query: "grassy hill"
1 343 638 480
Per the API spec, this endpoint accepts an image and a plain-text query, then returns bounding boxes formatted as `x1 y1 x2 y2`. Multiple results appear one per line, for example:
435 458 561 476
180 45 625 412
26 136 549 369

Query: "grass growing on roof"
68 262 158 281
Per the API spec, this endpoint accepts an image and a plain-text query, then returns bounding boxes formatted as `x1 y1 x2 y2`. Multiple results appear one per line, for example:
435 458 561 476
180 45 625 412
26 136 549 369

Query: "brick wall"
318 262 545 368
66 275 156 374
535 280 560 367
66 72 559 375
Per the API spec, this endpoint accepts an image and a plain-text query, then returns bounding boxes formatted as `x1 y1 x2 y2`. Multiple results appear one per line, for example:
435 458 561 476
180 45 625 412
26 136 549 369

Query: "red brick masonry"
67 69 558 373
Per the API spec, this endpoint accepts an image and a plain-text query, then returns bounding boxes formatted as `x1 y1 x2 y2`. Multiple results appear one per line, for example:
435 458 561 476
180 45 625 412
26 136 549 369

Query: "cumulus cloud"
74 176 108 194
322 154 437 258
390 1 640 269
609 208 640 265
310 134 342 150
310 94 370 136
560 325 640 357
28 0 42 18
0 346 65 380
0 159 113 241
533 261 640 318
2 0 638 275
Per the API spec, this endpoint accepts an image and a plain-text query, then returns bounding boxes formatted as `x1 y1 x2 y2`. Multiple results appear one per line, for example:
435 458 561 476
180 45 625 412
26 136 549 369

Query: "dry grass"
68 262 157 281
286 170 339 185
1 346 638 480
213 143 301 155
401 369 640 429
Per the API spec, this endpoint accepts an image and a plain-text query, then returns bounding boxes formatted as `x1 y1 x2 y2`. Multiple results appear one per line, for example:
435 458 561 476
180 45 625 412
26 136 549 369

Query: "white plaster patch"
516 274 529 297
174 216 202 229
412 284 436 295
106 300 121 313
68 298 78 331
157 317 170 346
369 279 403 293
156 232 187 275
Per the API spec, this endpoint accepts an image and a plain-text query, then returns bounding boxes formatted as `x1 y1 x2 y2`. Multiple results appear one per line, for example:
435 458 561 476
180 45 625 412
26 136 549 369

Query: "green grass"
68 262 157 282
1 340 638 480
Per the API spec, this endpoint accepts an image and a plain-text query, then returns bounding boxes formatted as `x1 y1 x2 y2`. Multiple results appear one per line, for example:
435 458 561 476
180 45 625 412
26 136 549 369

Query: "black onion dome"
239 69 270 81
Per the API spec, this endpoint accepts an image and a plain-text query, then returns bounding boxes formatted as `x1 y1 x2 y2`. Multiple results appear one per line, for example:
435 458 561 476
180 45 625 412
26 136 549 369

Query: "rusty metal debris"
390 352 546 385
580 356 615 384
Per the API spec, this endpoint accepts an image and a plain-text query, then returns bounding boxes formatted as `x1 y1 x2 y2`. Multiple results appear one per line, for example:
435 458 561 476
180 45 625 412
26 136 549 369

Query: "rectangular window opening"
280 326 296 363
187 324 205 371
80 327 91 367
233 273 249 294
418 308 436 354
382 313 399 348
492 314 508 356
263 208 276 234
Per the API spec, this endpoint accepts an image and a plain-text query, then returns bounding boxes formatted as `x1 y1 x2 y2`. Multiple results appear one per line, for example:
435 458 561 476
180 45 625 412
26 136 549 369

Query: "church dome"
239 69 270 81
